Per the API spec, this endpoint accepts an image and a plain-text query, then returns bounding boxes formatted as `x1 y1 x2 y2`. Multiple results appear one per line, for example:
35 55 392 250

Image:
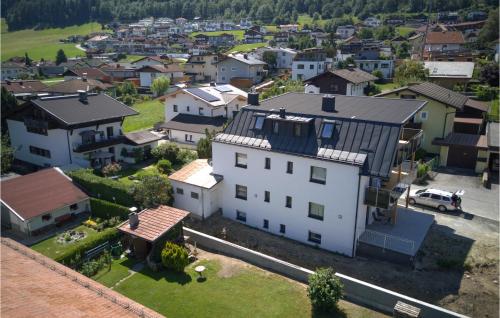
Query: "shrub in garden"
417 163 429 178
308 267 343 313
157 159 173 174
161 241 189 272
131 174 173 208
102 162 121 177
90 198 130 220
176 149 198 165
151 143 179 163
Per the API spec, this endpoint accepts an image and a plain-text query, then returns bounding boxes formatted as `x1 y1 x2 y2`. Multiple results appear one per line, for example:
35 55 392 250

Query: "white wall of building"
171 181 221 219
346 82 369 96
292 61 326 81
212 142 367 257
168 129 205 145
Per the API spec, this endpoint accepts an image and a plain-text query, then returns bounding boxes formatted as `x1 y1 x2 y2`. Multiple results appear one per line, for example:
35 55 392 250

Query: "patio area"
358 208 435 257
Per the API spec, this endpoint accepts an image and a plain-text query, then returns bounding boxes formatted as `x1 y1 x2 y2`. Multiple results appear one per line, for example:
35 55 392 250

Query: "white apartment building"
177 92 426 257
363 17 381 27
292 49 332 81
6 93 140 168
158 84 247 146
251 47 297 69
336 25 356 39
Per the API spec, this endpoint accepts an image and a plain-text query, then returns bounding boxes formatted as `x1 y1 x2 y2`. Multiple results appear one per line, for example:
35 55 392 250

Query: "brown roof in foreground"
0 168 89 220
1 80 47 94
425 31 465 44
1 238 164 318
43 78 113 94
118 205 190 242
433 132 488 149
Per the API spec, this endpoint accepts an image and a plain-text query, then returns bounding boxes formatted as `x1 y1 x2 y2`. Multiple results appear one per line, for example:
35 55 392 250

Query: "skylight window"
254 116 264 130
321 123 334 138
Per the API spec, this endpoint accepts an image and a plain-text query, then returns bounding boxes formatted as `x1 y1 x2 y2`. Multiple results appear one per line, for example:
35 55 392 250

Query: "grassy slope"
226 42 268 53
31 225 102 259
1 22 107 61
376 82 400 93
190 30 245 40
113 259 384 318
396 26 416 37
122 99 164 133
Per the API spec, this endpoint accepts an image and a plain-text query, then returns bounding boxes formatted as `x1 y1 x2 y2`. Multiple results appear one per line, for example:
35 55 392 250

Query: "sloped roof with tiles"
425 31 465 44
118 205 190 242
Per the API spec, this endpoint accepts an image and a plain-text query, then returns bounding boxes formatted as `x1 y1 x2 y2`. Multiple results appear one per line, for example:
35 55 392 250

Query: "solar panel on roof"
214 85 233 93
186 88 220 102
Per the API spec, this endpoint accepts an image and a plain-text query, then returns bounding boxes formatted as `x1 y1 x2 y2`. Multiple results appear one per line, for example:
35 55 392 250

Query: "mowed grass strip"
1 22 108 61
122 99 164 133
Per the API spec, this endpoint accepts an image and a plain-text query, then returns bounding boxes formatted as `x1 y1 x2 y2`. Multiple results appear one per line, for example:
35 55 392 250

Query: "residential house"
42 78 114 95
1 168 90 238
169 159 223 219
1 62 30 80
1 80 48 98
240 18 253 29
424 61 474 89
355 50 394 79
216 54 266 87
175 17 188 25
37 62 65 77
304 68 377 96
6 93 138 168
336 25 356 39
292 49 332 81
364 17 381 27
137 64 184 87
423 31 465 60
158 84 247 145
130 56 171 68
121 130 163 164
377 82 488 171
100 63 138 81
251 47 297 70
208 92 426 257
184 54 219 82
278 24 299 32
244 29 264 44
62 67 110 82
273 32 291 46
487 122 499 173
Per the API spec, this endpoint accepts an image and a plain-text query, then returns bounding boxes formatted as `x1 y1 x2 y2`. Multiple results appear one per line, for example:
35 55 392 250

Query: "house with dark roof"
206 92 429 259
6 93 139 168
63 67 110 82
1 168 90 237
157 83 247 146
304 68 377 96
43 78 114 95
377 82 488 171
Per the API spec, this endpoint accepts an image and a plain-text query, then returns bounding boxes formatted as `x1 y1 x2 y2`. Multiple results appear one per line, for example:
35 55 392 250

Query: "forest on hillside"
2 0 498 31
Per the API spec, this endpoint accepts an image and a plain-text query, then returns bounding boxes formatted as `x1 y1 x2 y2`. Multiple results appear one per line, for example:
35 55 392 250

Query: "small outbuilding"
118 205 190 262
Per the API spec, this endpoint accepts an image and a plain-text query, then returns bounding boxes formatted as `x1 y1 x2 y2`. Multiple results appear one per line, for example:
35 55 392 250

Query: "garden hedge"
56 227 121 265
90 198 130 220
68 169 135 206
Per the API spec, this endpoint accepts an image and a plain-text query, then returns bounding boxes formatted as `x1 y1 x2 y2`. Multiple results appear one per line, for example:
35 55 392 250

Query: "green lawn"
264 25 278 33
396 26 416 37
116 163 161 186
376 82 400 93
41 77 65 86
489 98 499 122
108 259 383 318
190 30 245 40
31 224 102 259
122 99 164 133
93 257 137 288
1 22 108 61
226 42 268 53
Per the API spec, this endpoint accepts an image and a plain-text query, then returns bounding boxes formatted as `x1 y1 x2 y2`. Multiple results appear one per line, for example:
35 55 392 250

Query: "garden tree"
1 135 14 174
479 62 499 87
312 12 321 21
394 60 428 85
262 51 277 69
374 25 395 41
396 42 410 59
336 57 356 69
478 8 499 44
55 49 68 65
358 28 373 39
101 162 121 177
1 87 17 135
157 159 173 174
131 174 173 208
116 81 138 105
151 76 170 97
24 52 32 66
308 267 344 313
371 70 384 83
151 142 180 163
196 129 216 159
161 242 189 272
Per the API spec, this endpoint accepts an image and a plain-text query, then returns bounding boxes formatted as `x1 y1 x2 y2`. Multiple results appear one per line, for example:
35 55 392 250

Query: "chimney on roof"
82 72 88 82
243 54 248 59
248 92 259 106
209 81 216 86
78 89 88 103
129 207 139 229
279 107 286 118
322 95 336 112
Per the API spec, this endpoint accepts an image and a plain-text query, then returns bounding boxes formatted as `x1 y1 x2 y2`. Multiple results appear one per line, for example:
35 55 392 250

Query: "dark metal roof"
157 114 227 134
216 106 408 178
247 92 426 124
32 94 138 127
433 132 488 149
406 82 467 110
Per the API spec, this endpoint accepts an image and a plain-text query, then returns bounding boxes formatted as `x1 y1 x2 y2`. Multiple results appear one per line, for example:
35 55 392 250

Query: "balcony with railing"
73 133 125 153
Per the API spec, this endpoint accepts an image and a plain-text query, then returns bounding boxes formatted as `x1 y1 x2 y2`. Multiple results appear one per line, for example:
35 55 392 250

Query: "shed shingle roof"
0 168 88 221
124 130 162 145
32 93 137 126
118 205 190 242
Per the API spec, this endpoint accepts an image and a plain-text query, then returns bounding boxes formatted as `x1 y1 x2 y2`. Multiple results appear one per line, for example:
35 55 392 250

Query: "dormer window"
254 116 265 130
321 122 334 138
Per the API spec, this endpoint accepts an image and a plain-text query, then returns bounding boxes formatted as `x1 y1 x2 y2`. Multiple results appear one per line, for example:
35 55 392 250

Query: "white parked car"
408 188 465 212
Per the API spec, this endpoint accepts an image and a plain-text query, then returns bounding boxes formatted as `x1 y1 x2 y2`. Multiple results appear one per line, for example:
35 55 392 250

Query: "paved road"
403 170 499 222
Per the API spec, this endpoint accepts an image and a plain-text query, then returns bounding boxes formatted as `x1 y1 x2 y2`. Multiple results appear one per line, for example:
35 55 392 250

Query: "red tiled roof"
0 168 89 220
425 31 465 44
66 67 108 79
118 205 190 242
0 238 164 318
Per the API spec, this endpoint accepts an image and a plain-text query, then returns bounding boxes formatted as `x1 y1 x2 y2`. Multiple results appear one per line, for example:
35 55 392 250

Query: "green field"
376 82 400 93
396 26 416 37
94 257 137 287
122 99 164 133
1 22 108 61
226 42 268 53
489 98 499 122
190 30 245 40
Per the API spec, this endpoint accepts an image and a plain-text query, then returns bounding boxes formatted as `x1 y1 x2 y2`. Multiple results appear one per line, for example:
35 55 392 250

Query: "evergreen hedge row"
90 198 130 220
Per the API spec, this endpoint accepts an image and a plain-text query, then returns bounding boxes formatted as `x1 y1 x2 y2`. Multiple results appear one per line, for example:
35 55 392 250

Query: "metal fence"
358 229 415 256
1 239 161 318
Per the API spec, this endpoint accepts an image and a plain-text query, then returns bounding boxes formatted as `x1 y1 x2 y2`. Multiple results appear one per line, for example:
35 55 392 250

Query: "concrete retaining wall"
184 227 469 318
